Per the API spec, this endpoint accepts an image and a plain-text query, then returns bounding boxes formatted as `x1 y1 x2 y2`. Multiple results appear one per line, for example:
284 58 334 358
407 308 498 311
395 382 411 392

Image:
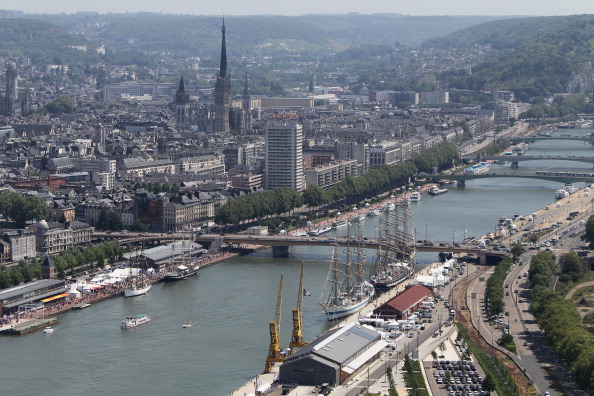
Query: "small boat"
382 202 396 212
121 314 151 329
182 321 192 328
43 326 55 334
309 225 332 236
409 191 421 202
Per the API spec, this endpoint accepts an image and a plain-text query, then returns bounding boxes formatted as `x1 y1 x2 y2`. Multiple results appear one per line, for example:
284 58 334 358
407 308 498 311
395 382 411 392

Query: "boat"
182 321 192 328
318 226 374 321
124 280 151 298
43 326 55 334
399 197 411 206
428 186 448 196
555 189 569 200
121 314 151 329
368 208 382 217
292 231 309 237
512 142 529 155
351 213 366 222
162 239 200 282
464 162 492 175
309 225 332 236
409 191 421 202
564 183 578 195
382 202 396 212
369 205 416 292
331 220 349 229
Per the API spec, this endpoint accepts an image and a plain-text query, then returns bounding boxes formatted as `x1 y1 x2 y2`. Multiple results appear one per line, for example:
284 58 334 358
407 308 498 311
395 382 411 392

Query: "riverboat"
464 162 492 175
351 213 366 222
368 208 382 216
331 220 349 230
428 186 448 196
121 314 151 329
512 142 529 155
309 225 332 236
409 191 421 202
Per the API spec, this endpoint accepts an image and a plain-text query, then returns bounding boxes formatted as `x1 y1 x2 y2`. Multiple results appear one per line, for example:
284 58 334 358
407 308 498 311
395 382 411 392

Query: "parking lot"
426 359 489 396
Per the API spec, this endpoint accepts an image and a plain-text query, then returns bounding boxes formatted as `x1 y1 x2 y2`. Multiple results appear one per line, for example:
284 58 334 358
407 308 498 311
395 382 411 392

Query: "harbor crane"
264 272 285 373
289 262 308 353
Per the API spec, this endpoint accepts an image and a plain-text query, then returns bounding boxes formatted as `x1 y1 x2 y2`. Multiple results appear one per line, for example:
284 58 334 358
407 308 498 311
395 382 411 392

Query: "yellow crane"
264 272 284 373
289 262 308 353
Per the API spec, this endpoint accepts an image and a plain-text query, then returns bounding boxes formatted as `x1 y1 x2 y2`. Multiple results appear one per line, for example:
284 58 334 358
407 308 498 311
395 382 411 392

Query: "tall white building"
265 123 304 191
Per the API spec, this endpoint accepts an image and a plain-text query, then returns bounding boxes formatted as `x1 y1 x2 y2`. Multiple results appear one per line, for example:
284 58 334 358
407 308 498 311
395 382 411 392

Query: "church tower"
4 62 17 116
175 75 190 130
242 73 252 131
214 21 231 134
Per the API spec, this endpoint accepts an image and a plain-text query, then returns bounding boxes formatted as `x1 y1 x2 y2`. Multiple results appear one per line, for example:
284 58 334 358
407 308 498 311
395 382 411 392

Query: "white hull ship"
124 282 151 297
369 204 416 292
309 225 332 236
409 191 421 202
121 314 151 329
319 226 374 321
331 220 349 229
429 186 448 196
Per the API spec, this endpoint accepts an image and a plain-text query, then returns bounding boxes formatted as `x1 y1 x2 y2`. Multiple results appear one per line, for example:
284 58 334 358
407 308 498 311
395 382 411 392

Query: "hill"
30 13 506 59
430 15 594 99
0 19 95 63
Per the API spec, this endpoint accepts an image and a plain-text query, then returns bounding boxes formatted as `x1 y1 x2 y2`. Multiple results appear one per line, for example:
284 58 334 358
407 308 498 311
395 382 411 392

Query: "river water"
1 128 593 396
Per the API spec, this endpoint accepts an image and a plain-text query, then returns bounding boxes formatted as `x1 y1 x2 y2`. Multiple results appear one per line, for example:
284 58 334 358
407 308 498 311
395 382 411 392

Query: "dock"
0 316 59 335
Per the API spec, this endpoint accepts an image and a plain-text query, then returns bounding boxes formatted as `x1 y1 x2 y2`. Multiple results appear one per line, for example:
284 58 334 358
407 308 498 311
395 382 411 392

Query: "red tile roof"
381 284 433 312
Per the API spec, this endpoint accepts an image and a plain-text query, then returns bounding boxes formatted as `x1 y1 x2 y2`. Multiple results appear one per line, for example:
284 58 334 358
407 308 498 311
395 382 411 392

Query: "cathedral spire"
178 75 185 92
219 19 228 78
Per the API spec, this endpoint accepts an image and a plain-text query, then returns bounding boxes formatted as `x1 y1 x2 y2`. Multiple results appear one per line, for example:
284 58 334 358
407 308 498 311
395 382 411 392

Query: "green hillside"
31 13 506 58
0 19 94 63
432 15 594 99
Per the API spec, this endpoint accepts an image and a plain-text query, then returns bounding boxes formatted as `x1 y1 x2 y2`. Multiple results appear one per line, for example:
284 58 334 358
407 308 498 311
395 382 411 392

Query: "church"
175 22 252 134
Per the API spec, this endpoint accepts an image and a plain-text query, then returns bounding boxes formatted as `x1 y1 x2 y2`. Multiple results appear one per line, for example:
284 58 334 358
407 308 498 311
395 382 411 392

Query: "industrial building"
279 322 387 386
372 284 434 319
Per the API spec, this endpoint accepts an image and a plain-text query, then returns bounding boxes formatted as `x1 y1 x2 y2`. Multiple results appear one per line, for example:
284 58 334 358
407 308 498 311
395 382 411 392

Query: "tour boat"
409 191 421 202
121 314 151 329
428 186 448 196
43 326 55 334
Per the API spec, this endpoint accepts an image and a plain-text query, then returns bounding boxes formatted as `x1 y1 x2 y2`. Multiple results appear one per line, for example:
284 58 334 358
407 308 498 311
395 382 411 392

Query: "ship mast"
289 262 308 353
264 273 284 373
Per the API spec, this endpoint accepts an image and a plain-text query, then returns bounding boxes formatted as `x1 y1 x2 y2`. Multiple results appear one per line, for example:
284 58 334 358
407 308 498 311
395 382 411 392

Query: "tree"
43 96 75 114
96 209 110 231
581 214 594 248
558 252 585 281
129 220 148 232
481 373 496 394
511 242 526 260
107 211 124 231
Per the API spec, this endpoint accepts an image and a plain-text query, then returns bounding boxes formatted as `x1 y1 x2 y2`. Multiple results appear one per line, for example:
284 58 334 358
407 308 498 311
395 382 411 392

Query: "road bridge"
460 155 594 166
91 232 506 264
509 135 594 144
433 172 594 184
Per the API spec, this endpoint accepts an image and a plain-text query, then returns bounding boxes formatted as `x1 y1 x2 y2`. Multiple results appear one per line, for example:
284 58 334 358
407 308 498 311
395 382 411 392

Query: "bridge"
509 135 594 144
91 232 505 264
193 233 504 264
433 172 594 184
461 155 594 166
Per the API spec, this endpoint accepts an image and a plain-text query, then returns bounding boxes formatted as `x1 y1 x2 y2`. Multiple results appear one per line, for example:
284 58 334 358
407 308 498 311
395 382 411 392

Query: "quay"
0 316 59 335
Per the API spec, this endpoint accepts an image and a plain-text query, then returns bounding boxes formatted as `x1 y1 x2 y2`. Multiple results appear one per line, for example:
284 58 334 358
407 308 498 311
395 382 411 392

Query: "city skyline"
2 0 594 17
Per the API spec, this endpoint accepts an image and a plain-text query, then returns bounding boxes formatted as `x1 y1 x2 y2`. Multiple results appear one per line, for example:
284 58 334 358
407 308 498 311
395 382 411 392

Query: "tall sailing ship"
318 226 374 321
369 201 416 292
162 239 200 282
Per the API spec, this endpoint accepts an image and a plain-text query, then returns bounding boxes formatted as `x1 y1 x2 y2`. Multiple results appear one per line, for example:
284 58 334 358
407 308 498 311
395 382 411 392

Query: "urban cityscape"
0 6 593 396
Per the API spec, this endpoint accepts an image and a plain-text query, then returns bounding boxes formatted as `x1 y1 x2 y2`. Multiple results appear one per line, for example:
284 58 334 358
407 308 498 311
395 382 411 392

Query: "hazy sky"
4 0 594 16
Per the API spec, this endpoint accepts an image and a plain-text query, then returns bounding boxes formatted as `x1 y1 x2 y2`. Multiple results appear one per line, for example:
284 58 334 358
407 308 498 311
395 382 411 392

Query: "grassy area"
456 323 519 396
402 359 430 396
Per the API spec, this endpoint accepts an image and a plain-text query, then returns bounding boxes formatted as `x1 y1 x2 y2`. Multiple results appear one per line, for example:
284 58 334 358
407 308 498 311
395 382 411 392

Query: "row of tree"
0 191 51 228
528 251 594 391
413 142 459 173
0 242 125 290
529 252 594 391
215 143 462 226
484 256 512 316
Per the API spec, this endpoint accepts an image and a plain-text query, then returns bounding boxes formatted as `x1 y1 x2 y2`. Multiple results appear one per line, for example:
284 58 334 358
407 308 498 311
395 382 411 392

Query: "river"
1 127 592 396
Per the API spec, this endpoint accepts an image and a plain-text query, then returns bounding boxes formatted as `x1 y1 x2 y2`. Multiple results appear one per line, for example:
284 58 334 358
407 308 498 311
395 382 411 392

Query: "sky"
3 0 594 17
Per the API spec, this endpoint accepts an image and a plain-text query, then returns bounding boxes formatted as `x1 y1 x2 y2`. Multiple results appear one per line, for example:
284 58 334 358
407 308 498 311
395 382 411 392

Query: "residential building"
265 123 304 191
